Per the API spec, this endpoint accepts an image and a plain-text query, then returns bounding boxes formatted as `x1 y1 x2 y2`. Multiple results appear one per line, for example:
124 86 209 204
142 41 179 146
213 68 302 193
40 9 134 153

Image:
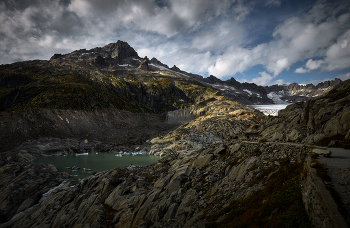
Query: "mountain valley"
0 41 349 228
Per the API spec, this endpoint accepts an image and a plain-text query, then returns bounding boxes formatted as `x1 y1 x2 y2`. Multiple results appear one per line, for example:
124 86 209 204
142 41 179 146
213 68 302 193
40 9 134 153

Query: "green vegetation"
175 80 219 102
0 64 148 112
0 61 216 113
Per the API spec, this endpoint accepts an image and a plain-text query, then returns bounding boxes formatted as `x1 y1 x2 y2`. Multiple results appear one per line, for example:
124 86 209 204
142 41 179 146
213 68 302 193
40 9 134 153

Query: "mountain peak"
102 40 139 63
171 65 181 72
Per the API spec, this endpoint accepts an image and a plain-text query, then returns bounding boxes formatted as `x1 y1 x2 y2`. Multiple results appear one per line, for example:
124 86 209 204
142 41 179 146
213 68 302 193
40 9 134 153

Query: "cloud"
0 0 254 64
323 29 350 71
190 21 246 52
0 0 349 88
336 72 350 81
252 1 349 77
274 79 289 85
207 44 267 78
0 0 85 62
265 0 281 7
248 71 275 86
67 0 239 38
231 0 252 21
187 0 350 80
267 58 289 76
295 59 325 73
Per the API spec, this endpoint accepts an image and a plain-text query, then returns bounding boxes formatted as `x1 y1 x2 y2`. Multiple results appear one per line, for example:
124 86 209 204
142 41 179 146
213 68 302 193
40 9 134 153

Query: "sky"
1 0 350 86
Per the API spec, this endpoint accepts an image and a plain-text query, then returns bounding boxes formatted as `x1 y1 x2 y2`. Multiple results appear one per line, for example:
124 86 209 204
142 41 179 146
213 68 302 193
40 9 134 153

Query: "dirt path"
318 147 350 226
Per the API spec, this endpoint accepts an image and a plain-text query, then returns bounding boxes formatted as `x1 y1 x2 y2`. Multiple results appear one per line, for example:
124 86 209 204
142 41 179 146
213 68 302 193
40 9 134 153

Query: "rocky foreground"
1 80 350 227
1 142 311 228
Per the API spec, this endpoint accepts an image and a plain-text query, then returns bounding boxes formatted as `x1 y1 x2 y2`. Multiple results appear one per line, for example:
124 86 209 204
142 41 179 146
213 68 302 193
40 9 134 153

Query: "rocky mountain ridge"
48 39 342 105
167 68 342 104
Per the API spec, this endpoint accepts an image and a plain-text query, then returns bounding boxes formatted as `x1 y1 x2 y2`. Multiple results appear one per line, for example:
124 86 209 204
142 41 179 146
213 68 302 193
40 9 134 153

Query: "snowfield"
249 104 289 116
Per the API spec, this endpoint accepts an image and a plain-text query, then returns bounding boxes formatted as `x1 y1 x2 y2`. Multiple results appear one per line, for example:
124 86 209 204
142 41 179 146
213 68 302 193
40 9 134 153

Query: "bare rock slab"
312 148 332 157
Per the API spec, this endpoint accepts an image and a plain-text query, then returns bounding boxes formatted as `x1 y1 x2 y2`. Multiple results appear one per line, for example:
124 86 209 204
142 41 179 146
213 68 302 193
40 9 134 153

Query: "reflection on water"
35 152 161 180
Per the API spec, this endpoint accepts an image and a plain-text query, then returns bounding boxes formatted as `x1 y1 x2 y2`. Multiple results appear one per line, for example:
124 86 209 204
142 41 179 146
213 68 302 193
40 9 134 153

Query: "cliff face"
0 108 174 152
259 79 350 148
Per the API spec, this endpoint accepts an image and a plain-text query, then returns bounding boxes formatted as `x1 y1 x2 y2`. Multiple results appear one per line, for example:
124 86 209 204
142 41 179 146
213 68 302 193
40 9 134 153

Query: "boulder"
312 148 331 157
286 129 303 142
163 203 179 222
192 155 213 169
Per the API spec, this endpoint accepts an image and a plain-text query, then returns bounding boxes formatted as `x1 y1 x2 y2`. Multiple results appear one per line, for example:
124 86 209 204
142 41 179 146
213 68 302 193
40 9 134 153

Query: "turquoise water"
35 152 161 180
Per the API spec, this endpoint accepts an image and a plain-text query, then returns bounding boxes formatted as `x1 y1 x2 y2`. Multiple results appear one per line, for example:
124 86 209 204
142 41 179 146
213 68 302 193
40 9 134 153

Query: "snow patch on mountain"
211 84 236 91
149 63 168 70
267 91 289 104
149 63 189 77
243 89 252 96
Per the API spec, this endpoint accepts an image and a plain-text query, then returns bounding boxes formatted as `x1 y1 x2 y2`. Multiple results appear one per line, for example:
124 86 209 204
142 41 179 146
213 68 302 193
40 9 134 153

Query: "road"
243 140 350 224
318 147 350 226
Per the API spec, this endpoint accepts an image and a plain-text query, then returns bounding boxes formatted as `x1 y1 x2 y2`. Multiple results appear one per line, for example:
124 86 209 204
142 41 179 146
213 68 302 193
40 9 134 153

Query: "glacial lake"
35 152 161 180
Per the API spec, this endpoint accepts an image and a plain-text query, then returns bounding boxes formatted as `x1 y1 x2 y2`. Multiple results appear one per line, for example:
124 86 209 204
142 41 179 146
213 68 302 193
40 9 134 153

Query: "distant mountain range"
0 40 342 113
149 58 342 105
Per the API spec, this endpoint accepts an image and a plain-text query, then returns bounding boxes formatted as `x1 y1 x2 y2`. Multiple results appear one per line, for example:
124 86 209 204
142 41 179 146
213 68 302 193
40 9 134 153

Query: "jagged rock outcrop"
49 40 139 65
149 57 169 69
137 56 149 70
102 40 139 64
1 142 311 228
0 150 69 222
259 79 350 147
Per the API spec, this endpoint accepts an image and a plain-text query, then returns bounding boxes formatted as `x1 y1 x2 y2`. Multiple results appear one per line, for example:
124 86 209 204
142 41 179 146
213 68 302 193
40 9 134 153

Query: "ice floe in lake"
114 151 146 156
75 153 89 156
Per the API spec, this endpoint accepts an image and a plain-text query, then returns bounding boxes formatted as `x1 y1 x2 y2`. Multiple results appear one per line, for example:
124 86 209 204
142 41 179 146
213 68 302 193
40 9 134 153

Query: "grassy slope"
0 60 219 113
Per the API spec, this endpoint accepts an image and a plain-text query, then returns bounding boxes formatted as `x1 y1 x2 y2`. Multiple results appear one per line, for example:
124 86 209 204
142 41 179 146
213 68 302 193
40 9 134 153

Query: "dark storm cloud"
0 0 241 64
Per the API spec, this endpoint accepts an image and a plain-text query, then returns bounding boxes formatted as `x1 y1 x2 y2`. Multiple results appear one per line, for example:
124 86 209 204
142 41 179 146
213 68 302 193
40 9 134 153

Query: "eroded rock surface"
0 150 69 223
149 98 265 156
2 142 311 228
